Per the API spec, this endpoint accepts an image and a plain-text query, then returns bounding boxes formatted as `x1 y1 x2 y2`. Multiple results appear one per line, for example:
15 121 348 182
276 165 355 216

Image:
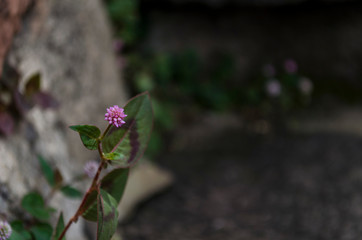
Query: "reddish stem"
57 140 107 240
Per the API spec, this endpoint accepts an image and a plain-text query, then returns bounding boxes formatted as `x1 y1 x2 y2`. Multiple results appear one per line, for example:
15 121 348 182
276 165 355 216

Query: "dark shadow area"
122 130 362 239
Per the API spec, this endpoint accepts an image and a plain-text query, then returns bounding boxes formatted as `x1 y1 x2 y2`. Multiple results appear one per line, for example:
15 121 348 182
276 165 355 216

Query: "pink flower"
284 59 298 74
84 161 99 178
0 220 12 240
104 105 127 128
265 79 281 97
299 77 313 95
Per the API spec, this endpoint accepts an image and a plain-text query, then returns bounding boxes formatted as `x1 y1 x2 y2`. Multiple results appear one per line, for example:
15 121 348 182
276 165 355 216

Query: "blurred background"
109 1 362 239
108 0 362 239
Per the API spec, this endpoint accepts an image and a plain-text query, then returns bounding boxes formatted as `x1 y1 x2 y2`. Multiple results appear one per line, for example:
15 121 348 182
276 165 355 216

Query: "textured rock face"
0 0 127 238
0 0 31 76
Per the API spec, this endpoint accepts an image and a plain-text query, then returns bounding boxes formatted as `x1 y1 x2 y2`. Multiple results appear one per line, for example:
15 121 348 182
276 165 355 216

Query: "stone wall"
0 0 127 238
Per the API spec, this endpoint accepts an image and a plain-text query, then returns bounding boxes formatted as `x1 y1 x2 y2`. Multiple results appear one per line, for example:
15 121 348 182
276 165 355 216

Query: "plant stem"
57 138 107 240
100 124 112 140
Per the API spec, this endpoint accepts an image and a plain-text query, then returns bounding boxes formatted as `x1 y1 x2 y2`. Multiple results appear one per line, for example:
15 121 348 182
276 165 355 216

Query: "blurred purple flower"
284 59 298 74
262 64 276 77
299 77 313 95
84 161 99 178
113 39 124 52
265 79 281 97
0 220 12 240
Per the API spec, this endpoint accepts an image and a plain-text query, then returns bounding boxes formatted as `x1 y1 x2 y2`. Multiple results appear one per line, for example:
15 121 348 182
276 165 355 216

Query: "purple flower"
0 220 12 240
262 64 276 77
104 105 127 128
84 161 99 178
284 59 298 74
265 79 281 97
299 77 313 95
113 39 124 52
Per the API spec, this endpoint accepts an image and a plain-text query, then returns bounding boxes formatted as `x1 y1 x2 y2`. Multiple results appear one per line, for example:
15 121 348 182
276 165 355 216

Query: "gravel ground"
121 129 362 240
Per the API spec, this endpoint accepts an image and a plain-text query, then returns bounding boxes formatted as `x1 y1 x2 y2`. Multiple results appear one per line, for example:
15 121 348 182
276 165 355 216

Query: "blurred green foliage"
127 50 239 156
104 0 241 156
104 0 316 153
105 0 140 44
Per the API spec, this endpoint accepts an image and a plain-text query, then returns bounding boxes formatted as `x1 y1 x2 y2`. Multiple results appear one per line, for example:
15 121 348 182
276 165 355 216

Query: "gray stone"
1 0 127 238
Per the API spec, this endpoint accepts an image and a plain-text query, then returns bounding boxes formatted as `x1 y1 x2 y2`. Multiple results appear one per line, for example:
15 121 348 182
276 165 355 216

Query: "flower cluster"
84 161 99 178
104 105 127 128
0 221 11 240
262 59 313 98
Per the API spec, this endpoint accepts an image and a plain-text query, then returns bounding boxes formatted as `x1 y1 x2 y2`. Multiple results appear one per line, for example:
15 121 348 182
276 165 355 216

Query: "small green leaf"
81 190 99 222
25 72 41 96
54 168 64 186
60 186 82 198
81 168 129 222
97 189 118 240
101 168 129 203
8 230 30 240
103 152 125 162
21 192 52 221
38 155 55 187
102 92 153 167
52 212 65 240
9 221 32 240
69 125 101 150
30 223 53 240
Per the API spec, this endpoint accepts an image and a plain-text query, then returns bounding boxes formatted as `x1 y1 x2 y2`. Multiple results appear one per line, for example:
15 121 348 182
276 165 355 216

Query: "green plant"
5 92 153 240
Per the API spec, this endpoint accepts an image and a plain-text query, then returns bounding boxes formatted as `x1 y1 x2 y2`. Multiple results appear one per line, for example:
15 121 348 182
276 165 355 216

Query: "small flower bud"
265 79 281 97
84 161 99 178
284 59 298 74
0 220 12 240
104 105 127 128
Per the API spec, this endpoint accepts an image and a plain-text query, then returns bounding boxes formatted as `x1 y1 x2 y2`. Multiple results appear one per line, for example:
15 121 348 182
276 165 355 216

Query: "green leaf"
69 125 101 150
102 92 153 167
60 185 82 198
25 72 41 96
103 152 125 162
97 189 118 240
21 192 52 221
81 168 129 222
52 212 65 240
38 155 55 187
81 189 99 221
101 168 129 203
9 221 32 240
30 223 53 240
8 230 30 240
54 168 64 186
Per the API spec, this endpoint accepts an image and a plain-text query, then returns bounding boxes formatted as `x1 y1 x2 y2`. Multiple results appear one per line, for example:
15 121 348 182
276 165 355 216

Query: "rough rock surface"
0 0 31 76
0 0 127 238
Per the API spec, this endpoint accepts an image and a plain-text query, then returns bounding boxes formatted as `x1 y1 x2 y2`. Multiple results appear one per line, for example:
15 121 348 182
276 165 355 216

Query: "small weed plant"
2 92 153 240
